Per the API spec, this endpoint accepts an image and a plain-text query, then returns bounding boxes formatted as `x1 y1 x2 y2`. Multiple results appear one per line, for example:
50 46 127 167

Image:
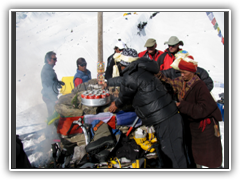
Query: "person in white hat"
105 39 127 80
105 48 188 168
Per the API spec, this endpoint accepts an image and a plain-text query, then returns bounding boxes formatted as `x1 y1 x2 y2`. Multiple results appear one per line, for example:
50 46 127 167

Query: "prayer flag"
211 18 216 25
207 12 214 21
214 22 218 30
218 30 222 38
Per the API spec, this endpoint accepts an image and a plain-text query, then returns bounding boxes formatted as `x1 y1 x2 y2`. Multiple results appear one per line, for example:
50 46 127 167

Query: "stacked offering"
81 89 111 106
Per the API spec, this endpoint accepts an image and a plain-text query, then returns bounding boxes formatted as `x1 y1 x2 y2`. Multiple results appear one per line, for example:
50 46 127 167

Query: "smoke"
17 103 61 168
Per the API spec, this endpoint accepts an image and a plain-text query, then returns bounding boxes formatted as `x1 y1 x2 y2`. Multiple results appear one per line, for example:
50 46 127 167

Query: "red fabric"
107 115 116 129
198 118 211 132
57 116 83 135
178 59 197 72
57 115 116 136
138 50 163 61
159 49 182 70
74 78 83 87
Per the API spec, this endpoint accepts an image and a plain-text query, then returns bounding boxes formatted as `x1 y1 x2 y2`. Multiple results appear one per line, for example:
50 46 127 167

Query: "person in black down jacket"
105 48 187 168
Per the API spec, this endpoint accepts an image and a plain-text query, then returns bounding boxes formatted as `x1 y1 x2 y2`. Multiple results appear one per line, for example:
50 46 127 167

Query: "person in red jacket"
157 36 184 70
138 38 163 61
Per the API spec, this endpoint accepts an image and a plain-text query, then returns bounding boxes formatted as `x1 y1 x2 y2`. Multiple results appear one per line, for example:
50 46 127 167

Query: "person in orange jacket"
157 36 184 70
138 38 163 61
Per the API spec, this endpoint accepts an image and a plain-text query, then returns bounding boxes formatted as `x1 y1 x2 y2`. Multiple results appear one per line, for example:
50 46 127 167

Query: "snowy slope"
15 11 225 168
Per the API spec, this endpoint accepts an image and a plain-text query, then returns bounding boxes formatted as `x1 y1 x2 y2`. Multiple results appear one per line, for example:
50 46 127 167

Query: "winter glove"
58 81 65 86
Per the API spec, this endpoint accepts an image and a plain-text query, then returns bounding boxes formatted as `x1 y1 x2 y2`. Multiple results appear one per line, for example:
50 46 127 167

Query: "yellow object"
108 158 121 168
60 76 74 95
144 159 146 168
136 159 139 168
47 111 60 125
148 132 157 143
132 162 136 168
134 136 155 152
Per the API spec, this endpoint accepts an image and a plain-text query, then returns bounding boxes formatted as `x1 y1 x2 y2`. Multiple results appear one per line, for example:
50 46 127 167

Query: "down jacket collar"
122 57 159 75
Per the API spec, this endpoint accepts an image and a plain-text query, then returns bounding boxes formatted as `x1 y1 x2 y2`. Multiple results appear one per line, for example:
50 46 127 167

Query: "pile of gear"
50 79 160 168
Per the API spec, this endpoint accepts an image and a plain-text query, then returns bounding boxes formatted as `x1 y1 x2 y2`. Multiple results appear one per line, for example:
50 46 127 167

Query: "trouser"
153 113 187 168
42 96 57 117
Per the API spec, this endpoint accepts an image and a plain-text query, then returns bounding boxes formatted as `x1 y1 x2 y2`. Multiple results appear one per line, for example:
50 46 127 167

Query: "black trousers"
153 113 187 168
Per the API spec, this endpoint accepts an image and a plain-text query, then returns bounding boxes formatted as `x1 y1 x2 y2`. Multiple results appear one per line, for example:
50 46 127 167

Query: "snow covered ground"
14 11 225 169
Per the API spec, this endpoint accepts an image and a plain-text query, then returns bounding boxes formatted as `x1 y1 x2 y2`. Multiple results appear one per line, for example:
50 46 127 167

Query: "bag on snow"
57 116 84 136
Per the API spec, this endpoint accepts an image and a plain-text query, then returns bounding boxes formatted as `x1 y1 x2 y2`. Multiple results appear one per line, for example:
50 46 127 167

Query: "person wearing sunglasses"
41 51 65 117
73 57 91 87
157 36 184 71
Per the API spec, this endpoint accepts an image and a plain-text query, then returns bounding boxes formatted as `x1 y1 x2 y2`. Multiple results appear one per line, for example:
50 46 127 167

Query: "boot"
134 128 155 152
148 126 157 143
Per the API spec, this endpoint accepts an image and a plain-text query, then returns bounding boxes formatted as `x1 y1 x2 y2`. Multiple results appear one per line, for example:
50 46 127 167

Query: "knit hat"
113 48 139 66
170 50 197 72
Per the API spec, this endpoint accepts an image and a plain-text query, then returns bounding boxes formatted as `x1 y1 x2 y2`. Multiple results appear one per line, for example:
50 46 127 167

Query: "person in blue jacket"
73 58 91 87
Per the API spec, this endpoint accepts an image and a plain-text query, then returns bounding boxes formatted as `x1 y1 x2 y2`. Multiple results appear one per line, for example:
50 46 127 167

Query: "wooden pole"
98 12 103 62
97 12 104 84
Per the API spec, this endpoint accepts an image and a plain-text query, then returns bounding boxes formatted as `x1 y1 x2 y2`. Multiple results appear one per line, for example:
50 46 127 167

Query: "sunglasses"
168 44 178 48
80 63 87 67
51 58 57 61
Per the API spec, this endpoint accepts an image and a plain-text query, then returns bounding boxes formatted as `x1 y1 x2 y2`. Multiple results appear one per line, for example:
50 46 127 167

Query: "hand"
102 82 108 90
59 81 65 86
108 101 118 113
176 102 180 107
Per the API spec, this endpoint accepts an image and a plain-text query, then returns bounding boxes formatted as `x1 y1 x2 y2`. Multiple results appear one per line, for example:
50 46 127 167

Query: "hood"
122 57 159 75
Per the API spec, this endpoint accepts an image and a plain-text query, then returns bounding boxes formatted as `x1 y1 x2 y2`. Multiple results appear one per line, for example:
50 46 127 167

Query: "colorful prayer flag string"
206 12 224 45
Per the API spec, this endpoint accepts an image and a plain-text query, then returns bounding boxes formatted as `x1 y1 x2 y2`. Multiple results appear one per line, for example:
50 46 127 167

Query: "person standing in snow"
73 58 91 87
105 39 127 80
157 36 213 100
157 36 183 70
155 52 223 168
105 48 188 168
138 38 163 61
41 51 65 117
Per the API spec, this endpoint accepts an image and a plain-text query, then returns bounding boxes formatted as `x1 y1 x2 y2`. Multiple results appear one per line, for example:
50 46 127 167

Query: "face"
47 54 57 67
147 44 157 54
115 48 123 53
78 62 87 72
180 70 194 81
168 43 179 53
120 65 126 71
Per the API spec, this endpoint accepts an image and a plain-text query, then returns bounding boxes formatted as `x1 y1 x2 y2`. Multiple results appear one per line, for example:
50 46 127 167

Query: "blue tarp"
217 103 224 121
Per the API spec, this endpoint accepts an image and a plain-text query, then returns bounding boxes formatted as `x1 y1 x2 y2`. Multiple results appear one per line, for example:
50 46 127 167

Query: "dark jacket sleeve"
107 76 123 87
114 75 137 108
105 54 114 80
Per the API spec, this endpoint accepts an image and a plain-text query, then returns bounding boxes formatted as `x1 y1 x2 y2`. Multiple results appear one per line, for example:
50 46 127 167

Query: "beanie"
113 48 139 66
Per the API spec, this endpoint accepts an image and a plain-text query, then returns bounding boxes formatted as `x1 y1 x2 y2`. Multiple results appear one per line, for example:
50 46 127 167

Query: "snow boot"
133 128 155 153
148 126 157 144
